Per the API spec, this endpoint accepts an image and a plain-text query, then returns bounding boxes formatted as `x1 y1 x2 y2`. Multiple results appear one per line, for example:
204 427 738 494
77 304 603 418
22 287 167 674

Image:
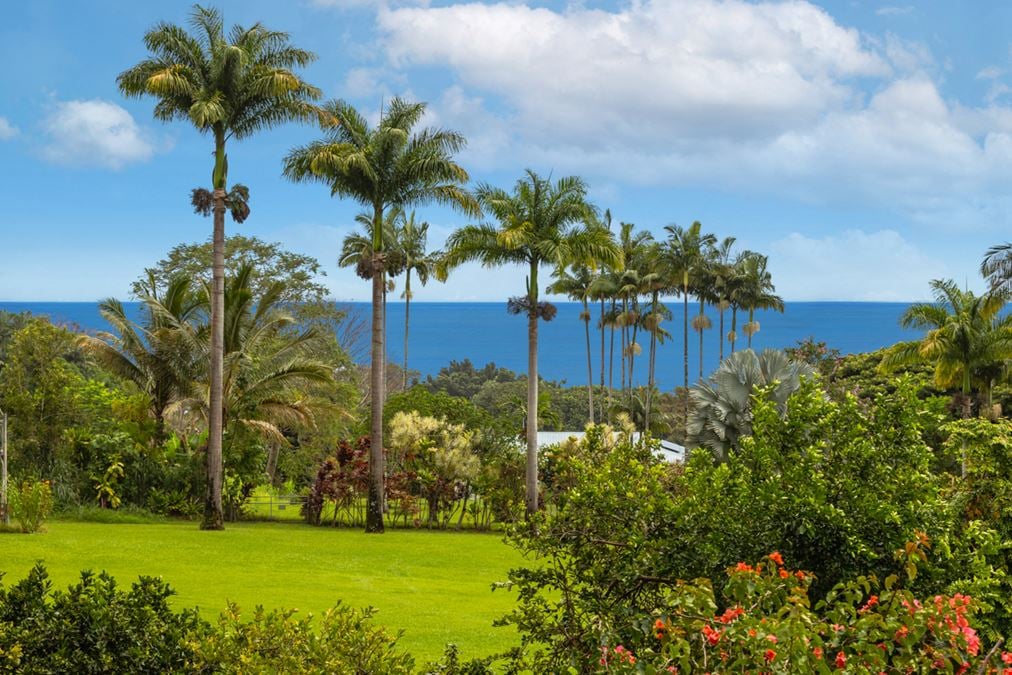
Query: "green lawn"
0 520 523 663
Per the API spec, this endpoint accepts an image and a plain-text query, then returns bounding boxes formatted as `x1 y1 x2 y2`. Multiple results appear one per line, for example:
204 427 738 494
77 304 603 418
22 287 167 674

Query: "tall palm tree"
616 222 653 397
663 222 716 410
737 252 784 349
118 5 321 530
395 210 440 390
549 265 597 423
442 170 620 514
79 274 203 443
710 236 737 362
284 98 476 533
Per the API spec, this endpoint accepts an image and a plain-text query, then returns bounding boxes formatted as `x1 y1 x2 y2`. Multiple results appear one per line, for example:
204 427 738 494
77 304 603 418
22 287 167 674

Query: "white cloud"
875 6 913 17
976 66 1003 80
768 230 949 301
373 1 1012 229
41 99 156 169
0 117 18 140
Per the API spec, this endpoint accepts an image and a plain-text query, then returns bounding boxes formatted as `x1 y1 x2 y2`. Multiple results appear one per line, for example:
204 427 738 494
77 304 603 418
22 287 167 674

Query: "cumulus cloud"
768 230 949 301
41 99 155 169
0 117 17 140
371 0 1012 228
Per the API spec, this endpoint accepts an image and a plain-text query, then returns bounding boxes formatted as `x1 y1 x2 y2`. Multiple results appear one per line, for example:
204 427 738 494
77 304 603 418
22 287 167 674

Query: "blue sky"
1 0 1010 302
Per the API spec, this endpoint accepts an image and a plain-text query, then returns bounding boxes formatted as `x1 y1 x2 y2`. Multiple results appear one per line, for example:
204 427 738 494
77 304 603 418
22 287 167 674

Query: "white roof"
535 430 685 463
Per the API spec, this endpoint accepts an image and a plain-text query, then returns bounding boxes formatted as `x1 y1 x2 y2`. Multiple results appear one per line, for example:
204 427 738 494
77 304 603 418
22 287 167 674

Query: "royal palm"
284 98 475 533
118 5 320 529
443 170 620 514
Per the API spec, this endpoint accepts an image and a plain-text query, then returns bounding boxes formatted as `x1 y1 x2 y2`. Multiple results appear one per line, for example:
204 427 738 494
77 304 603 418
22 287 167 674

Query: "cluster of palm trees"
117 5 785 529
547 218 784 431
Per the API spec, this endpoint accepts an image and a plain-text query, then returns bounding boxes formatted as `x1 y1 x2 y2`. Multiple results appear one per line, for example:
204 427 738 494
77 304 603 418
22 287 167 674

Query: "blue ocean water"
0 301 914 390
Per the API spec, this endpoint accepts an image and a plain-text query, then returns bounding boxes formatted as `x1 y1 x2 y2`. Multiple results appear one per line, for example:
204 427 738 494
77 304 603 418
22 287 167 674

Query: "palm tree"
549 264 597 423
118 5 321 530
881 279 1012 476
663 222 717 411
395 210 440 390
284 98 476 533
687 349 813 462
615 222 653 397
982 243 1012 294
442 170 620 514
710 237 737 362
737 252 784 349
881 279 1012 415
79 274 202 443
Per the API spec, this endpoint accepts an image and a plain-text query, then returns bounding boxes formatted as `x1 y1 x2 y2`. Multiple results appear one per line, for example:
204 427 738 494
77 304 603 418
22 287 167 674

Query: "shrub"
188 602 415 673
597 548 1010 674
9 479 53 533
0 564 202 672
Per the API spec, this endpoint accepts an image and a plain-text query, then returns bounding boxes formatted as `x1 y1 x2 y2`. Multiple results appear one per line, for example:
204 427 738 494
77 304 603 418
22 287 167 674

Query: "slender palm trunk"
608 298 616 416
698 296 705 380
201 133 226 532
525 263 540 515
599 297 606 420
403 270 411 390
615 299 623 396
645 290 658 429
682 279 689 399
747 307 755 349
719 301 725 362
583 300 594 424
629 304 639 395
730 306 738 354
366 206 386 534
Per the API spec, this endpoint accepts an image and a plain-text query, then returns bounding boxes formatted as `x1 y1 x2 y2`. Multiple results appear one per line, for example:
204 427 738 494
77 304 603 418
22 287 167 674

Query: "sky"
1 0 1010 302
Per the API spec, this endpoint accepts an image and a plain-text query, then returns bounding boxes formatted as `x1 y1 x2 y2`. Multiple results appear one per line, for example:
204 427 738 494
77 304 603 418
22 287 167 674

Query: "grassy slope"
0 520 522 662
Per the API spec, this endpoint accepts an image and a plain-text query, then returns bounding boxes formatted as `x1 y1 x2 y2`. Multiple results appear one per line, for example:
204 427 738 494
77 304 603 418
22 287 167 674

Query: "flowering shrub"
598 546 1012 674
9 479 53 533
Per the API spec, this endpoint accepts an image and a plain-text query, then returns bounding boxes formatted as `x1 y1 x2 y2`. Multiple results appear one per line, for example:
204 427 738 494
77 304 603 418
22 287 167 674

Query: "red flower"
813 647 823 659
779 569 790 579
835 652 847 669
859 595 879 612
1002 652 1012 664
735 562 754 573
769 551 784 566
894 625 909 641
765 649 777 662
702 624 724 646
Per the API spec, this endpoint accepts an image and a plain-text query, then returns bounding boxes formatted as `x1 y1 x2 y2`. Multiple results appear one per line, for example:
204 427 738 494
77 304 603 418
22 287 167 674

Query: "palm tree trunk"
730 306 738 354
682 279 689 395
747 307 754 349
201 132 227 532
629 305 639 395
403 269 411 391
584 300 594 424
719 302 725 362
526 263 540 515
698 296 705 380
599 297 606 421
620 298 628 396
608 298 616 416
645 290 658 429
366 206 386 534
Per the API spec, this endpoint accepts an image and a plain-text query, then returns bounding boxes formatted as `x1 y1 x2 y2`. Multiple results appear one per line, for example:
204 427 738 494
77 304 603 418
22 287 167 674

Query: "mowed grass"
0 520 523 662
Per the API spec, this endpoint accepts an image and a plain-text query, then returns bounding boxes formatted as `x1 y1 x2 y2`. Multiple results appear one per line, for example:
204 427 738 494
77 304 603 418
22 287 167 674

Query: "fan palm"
442 170 621 514
118 4 321 530
663 222 717 410
687 349 813 462
284 97 476 533
982 243 1012 295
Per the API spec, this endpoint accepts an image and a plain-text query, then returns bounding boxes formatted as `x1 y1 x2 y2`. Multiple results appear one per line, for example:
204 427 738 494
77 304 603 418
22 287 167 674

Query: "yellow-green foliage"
389 410 480 485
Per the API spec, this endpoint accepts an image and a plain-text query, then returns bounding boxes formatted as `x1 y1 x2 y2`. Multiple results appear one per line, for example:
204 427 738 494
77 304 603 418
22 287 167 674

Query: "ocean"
0 301 914 390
